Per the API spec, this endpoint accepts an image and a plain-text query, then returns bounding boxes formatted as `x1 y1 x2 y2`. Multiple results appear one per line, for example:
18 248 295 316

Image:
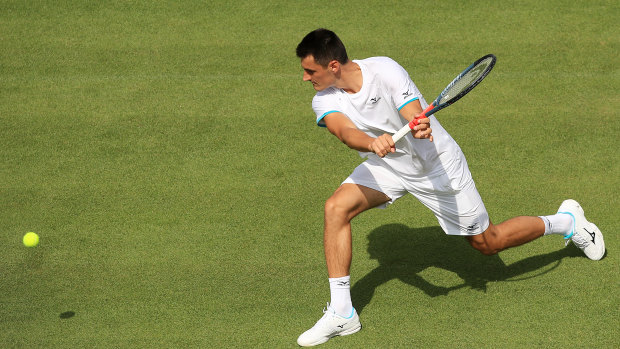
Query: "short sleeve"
379 58 423 110
311 88 342 127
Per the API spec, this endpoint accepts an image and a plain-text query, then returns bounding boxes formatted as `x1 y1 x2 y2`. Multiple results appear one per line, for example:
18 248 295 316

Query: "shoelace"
318 303 336 322
322 302 331 315
570 230 590 249
309 303 338 332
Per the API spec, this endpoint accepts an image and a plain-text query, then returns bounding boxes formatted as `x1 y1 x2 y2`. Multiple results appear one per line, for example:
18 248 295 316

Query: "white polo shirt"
311 57 464 182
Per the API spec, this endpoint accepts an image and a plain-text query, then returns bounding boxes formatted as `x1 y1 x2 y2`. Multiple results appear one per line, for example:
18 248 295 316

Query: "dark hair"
296 28 349 67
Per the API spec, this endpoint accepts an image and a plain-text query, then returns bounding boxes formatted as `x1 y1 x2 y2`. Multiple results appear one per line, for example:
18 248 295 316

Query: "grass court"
1 0 618 347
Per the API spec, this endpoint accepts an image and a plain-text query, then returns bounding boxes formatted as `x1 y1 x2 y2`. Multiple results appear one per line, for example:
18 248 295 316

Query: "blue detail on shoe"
558 211 575 239
343 308 356 319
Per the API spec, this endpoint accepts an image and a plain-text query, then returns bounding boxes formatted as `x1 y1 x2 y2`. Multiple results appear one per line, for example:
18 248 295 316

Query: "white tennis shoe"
558 199 605 260
297 304 361 347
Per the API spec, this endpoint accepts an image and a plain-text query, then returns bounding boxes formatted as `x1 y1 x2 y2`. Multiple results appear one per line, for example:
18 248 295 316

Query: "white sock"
540 214 574 236
328 276 353 318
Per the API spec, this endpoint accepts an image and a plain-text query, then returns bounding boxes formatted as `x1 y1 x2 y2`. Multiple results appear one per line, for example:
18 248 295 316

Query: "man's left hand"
412 116 433 142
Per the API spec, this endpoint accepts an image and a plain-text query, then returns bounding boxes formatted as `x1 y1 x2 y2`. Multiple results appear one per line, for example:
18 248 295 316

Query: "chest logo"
370 96 381 104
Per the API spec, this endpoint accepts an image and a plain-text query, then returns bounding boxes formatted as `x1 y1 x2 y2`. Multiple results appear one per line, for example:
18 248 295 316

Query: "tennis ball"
23 232 39 247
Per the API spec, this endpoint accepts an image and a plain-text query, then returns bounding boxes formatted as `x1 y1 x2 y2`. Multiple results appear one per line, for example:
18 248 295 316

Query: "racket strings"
438 57 494 105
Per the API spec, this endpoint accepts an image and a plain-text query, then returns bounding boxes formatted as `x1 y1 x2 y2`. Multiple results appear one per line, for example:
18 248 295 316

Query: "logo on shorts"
465 223 479 233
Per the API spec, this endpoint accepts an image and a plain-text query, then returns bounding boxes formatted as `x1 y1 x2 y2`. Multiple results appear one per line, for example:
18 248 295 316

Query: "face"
301 55 337 91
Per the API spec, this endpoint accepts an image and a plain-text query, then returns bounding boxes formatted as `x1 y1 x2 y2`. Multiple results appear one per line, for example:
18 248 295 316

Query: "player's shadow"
352 224 582 314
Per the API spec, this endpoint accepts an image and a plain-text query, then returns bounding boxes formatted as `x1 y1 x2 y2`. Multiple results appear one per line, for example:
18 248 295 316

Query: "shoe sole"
299 323 362 347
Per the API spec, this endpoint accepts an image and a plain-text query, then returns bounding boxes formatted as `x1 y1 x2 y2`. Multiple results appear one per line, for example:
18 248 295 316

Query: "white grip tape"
391 123 412 143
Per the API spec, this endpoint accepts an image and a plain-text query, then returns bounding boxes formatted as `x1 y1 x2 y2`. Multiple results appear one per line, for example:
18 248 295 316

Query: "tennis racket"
392 54 497 143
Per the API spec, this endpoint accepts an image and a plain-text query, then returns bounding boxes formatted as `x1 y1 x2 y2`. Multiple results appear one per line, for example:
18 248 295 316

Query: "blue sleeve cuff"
398 97 419 111
317 110 340 127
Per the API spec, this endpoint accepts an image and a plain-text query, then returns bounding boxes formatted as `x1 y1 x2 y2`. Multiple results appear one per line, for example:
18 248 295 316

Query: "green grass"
1 0 618 347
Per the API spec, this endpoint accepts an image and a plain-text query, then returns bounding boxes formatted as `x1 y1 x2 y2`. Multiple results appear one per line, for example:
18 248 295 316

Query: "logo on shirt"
370 96 381 104
402 90 412 99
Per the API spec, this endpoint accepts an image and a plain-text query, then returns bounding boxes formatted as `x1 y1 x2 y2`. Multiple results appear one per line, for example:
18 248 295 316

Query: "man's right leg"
297 184 389 347
323 184 390 278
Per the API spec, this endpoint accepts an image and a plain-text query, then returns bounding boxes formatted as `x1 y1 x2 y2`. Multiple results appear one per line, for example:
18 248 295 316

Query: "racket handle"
391 104 435 143
392 123 412 143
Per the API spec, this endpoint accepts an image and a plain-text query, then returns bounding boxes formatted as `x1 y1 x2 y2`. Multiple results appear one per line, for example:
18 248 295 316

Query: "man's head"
296 28 348 66
296 29 349 91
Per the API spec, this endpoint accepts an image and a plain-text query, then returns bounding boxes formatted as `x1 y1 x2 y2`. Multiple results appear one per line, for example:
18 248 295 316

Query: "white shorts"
342 156 490 236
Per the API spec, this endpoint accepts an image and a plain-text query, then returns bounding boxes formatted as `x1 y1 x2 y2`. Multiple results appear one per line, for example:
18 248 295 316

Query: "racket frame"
392 54 496 143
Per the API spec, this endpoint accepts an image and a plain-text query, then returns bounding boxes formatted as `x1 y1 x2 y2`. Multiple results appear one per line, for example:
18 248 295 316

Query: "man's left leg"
466 200 605 260
466 216 546 255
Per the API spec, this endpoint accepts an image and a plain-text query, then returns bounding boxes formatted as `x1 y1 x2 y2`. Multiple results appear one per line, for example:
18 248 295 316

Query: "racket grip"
392 123 412 143
409 104 435 127
392 104 435 143
409 115 424 128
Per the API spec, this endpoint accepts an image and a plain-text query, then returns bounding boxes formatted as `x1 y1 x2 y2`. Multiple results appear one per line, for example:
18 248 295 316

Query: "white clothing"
310 57 490 235
312 57 463 181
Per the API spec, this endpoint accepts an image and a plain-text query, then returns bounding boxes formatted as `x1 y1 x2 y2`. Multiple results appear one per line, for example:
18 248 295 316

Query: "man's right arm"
323 112 395 158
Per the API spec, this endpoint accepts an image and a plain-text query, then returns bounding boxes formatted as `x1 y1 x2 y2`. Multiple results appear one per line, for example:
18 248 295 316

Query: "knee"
324 195 347 218
473 243 499 256
467 234 502 256
324 184 378 224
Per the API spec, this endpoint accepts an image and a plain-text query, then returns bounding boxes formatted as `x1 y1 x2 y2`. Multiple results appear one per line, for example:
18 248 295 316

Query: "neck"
335 61 362 94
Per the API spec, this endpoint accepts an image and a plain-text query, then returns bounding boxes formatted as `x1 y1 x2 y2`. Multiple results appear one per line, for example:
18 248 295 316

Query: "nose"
302 71 311 81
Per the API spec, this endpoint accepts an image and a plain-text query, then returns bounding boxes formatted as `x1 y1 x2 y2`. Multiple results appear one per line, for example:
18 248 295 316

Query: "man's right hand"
370 134 396 158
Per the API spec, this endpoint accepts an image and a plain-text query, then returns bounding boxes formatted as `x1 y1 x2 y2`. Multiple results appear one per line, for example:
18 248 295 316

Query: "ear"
327 60 340 73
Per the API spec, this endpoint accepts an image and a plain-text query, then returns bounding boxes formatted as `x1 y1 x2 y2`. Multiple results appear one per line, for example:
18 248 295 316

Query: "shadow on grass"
352 224 582 314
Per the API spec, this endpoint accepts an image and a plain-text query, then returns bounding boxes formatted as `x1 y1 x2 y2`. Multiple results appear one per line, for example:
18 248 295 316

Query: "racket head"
431 54 496 113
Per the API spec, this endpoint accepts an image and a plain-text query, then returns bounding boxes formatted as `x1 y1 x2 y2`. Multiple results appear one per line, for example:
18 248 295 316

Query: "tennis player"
295 29 605 347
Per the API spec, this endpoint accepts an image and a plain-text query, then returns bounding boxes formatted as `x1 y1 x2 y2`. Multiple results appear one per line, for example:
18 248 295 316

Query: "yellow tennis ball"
23 232 39 247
